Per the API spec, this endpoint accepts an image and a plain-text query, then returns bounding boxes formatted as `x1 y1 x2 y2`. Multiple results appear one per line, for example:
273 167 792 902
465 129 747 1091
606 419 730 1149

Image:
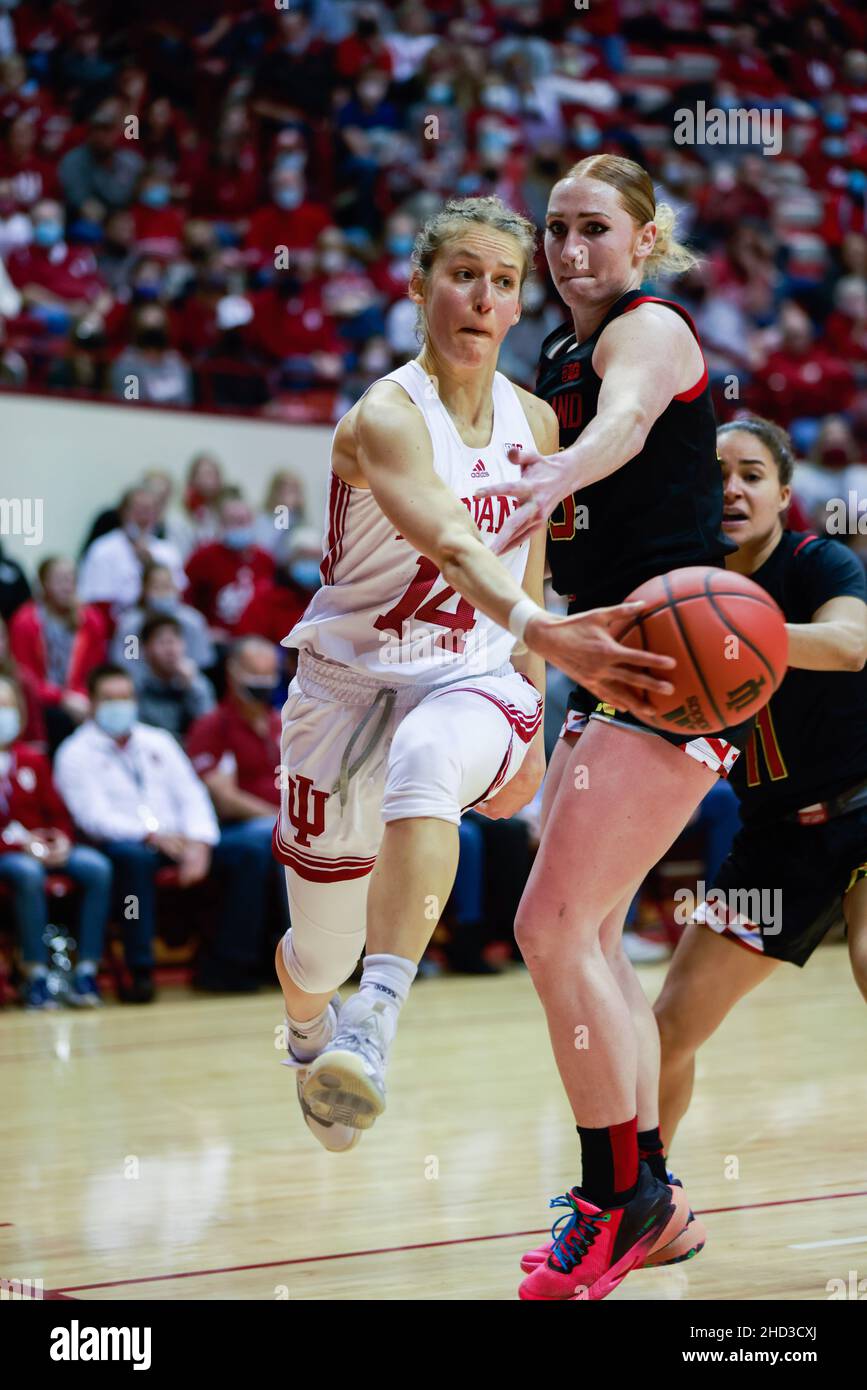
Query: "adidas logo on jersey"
470 459 489 478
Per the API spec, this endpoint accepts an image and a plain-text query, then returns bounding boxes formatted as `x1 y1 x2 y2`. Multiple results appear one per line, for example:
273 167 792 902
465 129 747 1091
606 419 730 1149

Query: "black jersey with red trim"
537 288 736 613
730 530 867 825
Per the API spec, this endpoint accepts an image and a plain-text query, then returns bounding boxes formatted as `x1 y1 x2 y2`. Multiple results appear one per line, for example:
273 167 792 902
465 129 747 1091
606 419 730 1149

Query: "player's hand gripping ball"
614 566 788 734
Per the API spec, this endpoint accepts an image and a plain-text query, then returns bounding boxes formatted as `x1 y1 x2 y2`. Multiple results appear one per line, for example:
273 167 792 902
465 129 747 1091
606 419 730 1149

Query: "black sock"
637 1125 668 1184
577 1118 639 1209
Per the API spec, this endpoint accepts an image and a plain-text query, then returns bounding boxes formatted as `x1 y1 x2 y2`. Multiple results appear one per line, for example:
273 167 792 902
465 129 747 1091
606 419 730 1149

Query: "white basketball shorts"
273 650 543 883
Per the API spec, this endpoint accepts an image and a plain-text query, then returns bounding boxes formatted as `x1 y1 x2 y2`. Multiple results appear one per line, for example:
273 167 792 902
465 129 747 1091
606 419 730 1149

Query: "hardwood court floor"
2 945 865 1301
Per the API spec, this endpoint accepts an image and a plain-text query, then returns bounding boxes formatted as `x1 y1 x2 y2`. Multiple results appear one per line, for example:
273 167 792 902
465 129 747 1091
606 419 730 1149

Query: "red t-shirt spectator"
0 150 59 209
244 199 331 267
750 347 856 426
236 577 308 645
9 601 108 705
131 203 185 258
188 141 263 220
250 284 343 360
186 698 281 810
6 241 106 304
0 744 72 848
825 309 867 363
185 542 274 635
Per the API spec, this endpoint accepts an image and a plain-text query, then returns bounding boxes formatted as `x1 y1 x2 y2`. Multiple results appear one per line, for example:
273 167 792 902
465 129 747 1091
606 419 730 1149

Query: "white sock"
357 952 417 1022
285 1001 336 1062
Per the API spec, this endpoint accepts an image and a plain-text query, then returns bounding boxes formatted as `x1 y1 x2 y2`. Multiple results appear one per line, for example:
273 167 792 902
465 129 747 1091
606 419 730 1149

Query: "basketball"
615 567 788 734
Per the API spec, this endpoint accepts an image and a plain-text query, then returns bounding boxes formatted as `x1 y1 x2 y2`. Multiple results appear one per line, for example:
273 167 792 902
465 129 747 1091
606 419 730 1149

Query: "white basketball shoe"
300 991 393 1131
282 995 362 1153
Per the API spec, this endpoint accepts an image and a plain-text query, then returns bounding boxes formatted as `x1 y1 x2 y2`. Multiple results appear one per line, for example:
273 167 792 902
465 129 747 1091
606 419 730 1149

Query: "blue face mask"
427 83 453 105
824 112 847 132
223 526 253 551
274 187 303 210
0 707 21 747
147 595 179 615
95 699 137 738
141 184 170 208
387 235 414 257
289 559 321 590
68 218 104 244
33 221 63 248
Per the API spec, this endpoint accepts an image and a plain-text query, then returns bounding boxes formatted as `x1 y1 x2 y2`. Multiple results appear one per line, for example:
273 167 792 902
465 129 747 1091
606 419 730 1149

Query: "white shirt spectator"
78 527 186 610
54 719 219 845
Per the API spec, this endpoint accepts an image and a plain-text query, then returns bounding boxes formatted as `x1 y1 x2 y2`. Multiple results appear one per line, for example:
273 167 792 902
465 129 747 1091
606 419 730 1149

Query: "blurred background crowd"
0 0 865 1006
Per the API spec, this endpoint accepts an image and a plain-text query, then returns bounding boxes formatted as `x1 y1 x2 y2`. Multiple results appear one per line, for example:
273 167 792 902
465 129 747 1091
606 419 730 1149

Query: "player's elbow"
435 523 478 576
844 638 867 671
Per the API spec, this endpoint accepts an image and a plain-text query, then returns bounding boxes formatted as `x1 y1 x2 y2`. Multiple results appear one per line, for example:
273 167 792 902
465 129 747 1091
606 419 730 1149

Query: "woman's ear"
408 268 424 306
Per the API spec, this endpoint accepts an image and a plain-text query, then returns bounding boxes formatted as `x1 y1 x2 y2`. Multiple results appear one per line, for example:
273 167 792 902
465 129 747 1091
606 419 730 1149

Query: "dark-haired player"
654 415 867 1142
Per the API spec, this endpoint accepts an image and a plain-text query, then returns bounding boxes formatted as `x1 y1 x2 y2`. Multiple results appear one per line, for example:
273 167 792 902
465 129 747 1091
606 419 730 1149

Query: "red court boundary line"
34 1187 867 1295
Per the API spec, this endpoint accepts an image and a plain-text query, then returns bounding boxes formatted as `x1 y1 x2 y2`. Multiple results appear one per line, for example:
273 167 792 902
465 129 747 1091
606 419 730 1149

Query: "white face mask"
95 699 137 738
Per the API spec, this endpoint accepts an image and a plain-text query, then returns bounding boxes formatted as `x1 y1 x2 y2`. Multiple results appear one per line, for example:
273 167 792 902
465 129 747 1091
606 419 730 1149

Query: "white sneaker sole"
302 1049 386 1130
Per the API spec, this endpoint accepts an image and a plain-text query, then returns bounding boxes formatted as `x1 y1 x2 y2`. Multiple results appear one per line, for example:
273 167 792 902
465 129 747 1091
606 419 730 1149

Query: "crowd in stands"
0 0 862 452
0 459 321 1009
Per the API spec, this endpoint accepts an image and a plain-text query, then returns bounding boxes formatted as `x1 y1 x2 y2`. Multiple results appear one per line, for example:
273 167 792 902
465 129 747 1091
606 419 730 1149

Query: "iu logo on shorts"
284 773 328 846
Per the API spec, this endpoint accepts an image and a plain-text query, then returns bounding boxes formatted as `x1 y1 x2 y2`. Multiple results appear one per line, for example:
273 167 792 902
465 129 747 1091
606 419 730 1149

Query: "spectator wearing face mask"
0 675 112 1011
185 489 274 640
54 665 219 1003
249 250 345 385
335 68 405 229
131 169 184 259
78 487 187 619
465 78 526 166
194 294 271 410
236 526 322 646
112 562 215 675
244 165 330 270
133 615 215 740
0 617 46 746
186 636 286 991
109 303 194 407
5 197 112 337
9 556 106 744
369 211 417 304
252 470 307 564
314 227 383 345
792 415 867 521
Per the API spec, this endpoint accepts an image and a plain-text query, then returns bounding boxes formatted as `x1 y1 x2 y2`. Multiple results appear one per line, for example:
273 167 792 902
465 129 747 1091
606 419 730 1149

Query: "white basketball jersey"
284 359 534 685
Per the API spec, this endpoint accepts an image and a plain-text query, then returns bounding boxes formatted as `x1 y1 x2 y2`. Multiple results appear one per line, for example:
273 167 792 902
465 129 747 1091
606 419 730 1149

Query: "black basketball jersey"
729 531 867 825
537 288 736 613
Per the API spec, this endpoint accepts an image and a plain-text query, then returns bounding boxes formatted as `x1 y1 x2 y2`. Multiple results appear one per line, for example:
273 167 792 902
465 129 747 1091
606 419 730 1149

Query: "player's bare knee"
654 992 703 1062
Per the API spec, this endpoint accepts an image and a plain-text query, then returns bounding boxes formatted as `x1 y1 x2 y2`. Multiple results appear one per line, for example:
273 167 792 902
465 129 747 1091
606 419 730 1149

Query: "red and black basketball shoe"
519 1168 705 1275
517 1162 688 1301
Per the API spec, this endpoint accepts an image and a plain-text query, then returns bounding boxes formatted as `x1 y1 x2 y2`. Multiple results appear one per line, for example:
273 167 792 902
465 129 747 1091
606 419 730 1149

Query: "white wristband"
507 596 543 642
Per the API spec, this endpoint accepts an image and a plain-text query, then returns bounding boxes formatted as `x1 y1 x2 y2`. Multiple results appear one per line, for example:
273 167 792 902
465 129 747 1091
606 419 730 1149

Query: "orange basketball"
614 566 788 734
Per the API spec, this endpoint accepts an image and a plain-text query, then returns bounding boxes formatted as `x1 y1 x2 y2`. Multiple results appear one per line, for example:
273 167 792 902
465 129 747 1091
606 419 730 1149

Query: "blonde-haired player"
272 195 675 1157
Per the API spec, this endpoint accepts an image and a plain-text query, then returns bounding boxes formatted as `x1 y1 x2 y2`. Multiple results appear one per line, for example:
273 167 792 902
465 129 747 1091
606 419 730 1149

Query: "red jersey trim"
792 533 819 558
621 294 708 402
321 474 350 585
